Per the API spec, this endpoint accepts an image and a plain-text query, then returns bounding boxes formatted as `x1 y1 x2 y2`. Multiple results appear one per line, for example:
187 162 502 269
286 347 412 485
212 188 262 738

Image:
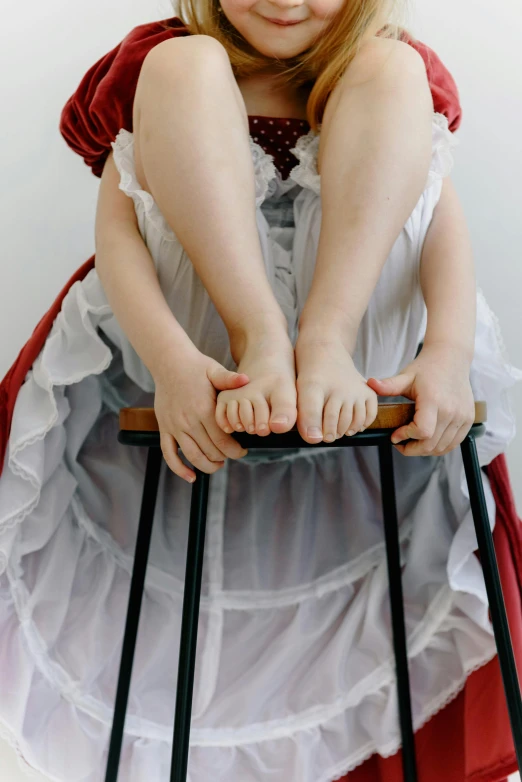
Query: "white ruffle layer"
0 115 521 782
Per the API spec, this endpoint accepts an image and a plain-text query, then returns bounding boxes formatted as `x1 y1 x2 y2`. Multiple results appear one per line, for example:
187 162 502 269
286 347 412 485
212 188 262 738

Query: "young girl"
0 2 521 782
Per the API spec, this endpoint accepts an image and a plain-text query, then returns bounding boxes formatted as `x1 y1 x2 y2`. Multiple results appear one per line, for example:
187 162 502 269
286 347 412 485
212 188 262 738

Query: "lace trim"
326 648 498 782
0 718 51 781
288 113 458 196
249 138 278 206
112 130 177 242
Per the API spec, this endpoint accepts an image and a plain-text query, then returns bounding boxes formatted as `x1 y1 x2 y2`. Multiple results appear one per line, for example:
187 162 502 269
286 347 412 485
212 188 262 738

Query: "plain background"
0 0 521 778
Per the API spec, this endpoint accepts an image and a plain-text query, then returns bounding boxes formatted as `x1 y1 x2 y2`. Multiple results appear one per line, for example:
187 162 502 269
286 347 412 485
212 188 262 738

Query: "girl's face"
219 0 344 60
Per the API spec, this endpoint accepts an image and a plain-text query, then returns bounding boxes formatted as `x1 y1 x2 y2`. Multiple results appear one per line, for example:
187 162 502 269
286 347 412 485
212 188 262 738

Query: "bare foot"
295 336 378 444
216 325 297 436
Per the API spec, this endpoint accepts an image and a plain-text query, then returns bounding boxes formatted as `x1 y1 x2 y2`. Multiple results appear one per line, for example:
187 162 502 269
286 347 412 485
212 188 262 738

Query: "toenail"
347 430 355 436
307 427 322 439
235 424 243 431
248 425 255 433
324 433 335 442
259 424 268 432
272 415 288 425
224 427 233 433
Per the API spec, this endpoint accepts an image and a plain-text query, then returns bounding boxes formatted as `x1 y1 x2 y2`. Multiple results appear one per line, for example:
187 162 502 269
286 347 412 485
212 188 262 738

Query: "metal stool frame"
104 420 522 782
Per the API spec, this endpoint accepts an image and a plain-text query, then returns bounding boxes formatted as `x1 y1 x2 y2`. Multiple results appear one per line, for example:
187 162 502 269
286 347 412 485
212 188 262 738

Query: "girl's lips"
264 17 304 25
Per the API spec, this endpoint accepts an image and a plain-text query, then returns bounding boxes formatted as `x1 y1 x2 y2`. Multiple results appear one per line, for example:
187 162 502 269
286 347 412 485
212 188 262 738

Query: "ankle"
228 311 290 363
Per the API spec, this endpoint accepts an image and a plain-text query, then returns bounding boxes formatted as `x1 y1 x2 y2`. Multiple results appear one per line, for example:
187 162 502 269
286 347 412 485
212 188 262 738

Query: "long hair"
165 0 407 130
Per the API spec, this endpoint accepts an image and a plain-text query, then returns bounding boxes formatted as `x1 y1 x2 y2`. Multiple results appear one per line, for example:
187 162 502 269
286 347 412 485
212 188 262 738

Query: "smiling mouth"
264 17 304 25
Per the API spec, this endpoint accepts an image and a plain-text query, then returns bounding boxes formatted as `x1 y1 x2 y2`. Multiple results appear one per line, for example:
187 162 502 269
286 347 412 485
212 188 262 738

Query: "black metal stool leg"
461 434 522 769
170 470 211 782
379 442 418 782
105 447 163 782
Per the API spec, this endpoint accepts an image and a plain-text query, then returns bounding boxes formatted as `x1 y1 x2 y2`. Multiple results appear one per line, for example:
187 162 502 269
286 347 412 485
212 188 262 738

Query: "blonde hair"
166 0 406 130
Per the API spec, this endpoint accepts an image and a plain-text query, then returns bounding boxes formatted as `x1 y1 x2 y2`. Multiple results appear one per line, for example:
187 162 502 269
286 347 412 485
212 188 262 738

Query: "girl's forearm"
95 229 198 382
419 178 476 363
95 154 197 383
299 40 434 351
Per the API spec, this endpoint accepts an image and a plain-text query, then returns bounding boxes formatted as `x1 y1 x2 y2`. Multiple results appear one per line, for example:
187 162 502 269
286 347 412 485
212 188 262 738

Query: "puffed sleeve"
59 18 189 177
404 34 463 132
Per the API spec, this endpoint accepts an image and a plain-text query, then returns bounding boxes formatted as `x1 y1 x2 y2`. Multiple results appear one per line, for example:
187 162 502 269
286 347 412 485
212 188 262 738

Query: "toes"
226 400 244 432
269 387 297 433
364 394 378 429
323 396 342 443
239 399 255 434
337 403 354 438
297 383 324 443
252 398 271 436
350 400 367 434
216 400 233 434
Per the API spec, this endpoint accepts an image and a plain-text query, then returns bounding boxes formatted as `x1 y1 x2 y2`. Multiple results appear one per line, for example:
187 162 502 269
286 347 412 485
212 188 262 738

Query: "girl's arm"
95 152 248 480
368 178 477 456
95 152 196 384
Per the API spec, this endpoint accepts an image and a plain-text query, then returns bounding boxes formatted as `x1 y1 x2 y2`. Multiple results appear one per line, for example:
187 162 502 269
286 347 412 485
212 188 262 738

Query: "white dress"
0 114 520 782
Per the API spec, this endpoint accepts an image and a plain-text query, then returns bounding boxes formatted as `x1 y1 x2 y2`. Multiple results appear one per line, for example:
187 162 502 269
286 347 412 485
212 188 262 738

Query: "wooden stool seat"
119 401 488 434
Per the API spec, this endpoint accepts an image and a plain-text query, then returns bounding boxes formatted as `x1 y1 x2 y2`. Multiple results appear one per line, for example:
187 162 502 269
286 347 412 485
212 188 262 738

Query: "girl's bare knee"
139 35 232 88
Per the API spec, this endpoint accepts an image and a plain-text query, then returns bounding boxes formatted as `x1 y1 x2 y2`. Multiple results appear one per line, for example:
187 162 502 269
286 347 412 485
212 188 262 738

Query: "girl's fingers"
215 400 233 434
393 415 448 457
239 399 255 434
252 397 271 436
205 420 248 461
433 421 462 455
438 421 474 456
191 423 229 464
160 432 196 483
392 402 438 445
226 400 244 432
177 432 224 475
323 396 342 443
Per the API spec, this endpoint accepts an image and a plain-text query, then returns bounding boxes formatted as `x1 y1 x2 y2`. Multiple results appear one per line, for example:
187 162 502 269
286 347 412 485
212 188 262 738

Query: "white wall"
1 0 521 507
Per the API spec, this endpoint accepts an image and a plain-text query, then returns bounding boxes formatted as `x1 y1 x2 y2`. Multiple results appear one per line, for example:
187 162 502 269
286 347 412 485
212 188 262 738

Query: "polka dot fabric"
248 115 310 180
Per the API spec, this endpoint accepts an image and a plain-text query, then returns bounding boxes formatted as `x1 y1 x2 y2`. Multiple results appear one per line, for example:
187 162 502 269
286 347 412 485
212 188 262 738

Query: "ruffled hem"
288 112 457 196
0 263 519 781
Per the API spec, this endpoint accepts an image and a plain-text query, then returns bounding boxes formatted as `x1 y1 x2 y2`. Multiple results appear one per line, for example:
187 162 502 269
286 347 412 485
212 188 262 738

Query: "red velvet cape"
1 17 519 782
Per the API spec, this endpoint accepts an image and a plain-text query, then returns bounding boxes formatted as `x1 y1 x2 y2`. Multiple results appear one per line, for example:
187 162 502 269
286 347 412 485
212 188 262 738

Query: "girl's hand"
367 344 476 457
153 350 250 482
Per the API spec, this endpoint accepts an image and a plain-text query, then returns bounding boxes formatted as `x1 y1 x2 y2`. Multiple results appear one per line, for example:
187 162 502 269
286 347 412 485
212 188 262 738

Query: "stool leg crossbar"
461 435 522 769
106 428 522 782
379 442 418 781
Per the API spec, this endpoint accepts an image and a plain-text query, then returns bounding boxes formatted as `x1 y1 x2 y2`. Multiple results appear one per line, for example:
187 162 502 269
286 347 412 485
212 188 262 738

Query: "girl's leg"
133 35 297 436
295 39 434 443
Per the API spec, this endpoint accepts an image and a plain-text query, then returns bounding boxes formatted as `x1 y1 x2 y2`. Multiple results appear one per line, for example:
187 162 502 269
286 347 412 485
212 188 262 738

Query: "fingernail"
307 427 322 438
271 415 288 425
188 475 196 483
